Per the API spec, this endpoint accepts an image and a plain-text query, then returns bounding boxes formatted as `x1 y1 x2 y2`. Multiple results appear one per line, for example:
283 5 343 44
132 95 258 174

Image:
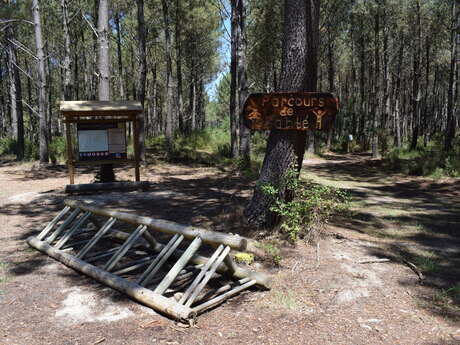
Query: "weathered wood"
65 199 265 257
139 234 184 287
179 244 224 305
154 237 202 295
37 206 71 240
65 181 149 193
104 225 147 271
27 236 192 320
55 211 91 249
192 279 257 313
60 101 142 113
76 217 116 259
87 227 271 289
184 246 231 307
45 208 81 244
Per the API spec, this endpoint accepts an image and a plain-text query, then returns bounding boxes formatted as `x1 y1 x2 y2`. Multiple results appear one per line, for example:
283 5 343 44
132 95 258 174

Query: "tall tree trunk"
161 0 174 149
230 0 239 158
136 0 146 160
444 0 459 151
7 25 24 160
245 0 320 229
32 0 49 164
97 0 115 181
371 7 380 159
175 0 185 134
114 12 125 99
237 0 251 167
98 0 110 100
61 0 72 101
410 0 421 150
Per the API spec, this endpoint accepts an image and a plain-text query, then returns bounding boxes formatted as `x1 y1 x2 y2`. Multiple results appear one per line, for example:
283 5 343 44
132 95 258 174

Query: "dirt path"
0 155 459 345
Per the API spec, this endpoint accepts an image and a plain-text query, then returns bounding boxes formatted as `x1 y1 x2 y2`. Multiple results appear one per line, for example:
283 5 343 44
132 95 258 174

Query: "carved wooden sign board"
242 92 339 131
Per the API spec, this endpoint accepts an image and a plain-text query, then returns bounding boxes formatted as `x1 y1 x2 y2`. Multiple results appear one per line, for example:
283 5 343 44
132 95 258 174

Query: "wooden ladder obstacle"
27 199 271 321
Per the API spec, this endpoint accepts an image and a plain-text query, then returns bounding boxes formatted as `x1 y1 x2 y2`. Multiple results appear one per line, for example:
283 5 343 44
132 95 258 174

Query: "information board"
77 123 127 161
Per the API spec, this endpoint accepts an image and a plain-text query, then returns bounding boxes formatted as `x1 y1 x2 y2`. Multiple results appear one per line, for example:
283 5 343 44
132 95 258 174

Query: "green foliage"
0 137 17 156
256 241 282 266
234 252 254 265
262 168 351 242
49 137 66 164
384 143 460 178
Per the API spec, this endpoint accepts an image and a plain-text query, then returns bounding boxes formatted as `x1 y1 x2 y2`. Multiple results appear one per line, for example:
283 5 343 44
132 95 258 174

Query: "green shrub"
0 137 17 156
49 137 66 163
261 167 351 242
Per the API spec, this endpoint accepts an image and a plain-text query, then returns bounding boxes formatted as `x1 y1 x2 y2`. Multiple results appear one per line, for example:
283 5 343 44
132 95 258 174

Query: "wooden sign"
242 92 339 131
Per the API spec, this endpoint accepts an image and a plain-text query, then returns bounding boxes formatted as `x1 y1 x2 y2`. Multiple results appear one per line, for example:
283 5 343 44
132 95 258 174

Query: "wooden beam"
27 236 192 320
65 181 149 193
64 199 266 258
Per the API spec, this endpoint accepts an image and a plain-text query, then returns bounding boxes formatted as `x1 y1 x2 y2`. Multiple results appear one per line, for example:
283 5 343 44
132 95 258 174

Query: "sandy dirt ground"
0 155 459 345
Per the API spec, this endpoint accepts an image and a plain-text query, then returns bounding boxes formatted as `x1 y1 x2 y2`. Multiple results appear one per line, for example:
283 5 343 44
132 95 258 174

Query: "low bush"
261 167 351 242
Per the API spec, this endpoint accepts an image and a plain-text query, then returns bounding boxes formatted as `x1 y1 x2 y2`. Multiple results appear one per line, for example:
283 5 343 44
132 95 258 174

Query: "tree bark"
136 0 147 160
175 0 185 134
97 0 115 182
7 24 24 160
32 0 49 164
61 0 72 101
444 0 459 151
410 0 421 150
114 12 125 100
230 0 239 158
237 0 251 167
98 0 110 100
244 0 320 229
161 0 174 150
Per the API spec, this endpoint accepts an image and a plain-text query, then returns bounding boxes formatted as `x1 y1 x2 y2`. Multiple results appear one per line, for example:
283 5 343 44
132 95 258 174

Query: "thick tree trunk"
244 0 320 229
230 0 239 158
32 0 49 164
98 0 110 100
136 0 147 160
237 0 251 167
97 0 115 182
161 0 174 150
7 25 24 160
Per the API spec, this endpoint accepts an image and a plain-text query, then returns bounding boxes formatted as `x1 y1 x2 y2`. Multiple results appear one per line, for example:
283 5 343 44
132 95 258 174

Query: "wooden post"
132 114 141 182
65 118 75 184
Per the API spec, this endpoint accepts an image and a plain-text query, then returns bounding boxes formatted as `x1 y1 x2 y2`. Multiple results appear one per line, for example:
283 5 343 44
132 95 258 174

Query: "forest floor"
0 153 459 345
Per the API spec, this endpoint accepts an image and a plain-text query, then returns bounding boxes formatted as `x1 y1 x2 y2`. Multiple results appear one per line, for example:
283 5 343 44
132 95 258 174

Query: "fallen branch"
358 258 391 264
402 259 424 282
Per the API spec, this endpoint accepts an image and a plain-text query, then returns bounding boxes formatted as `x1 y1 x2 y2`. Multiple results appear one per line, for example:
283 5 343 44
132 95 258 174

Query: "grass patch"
270 290 299 310
0 262 9 292
413 252 440 273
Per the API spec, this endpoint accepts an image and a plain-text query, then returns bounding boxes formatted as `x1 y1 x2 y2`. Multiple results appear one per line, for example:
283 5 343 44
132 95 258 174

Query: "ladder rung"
193 278 251 305
37 206 71 240
113 256 156 275
76 217 116 259
179 244 224 305
138 234 184 287
54 211 91 249
45 208 80 243
184 246 231 307
154 237 202 295
103 225 147 272
85 246 121 263
192 279 257 313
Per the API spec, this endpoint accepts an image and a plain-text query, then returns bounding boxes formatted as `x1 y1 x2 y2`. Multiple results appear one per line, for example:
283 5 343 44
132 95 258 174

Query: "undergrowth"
261 167 351 242
384 141 460 178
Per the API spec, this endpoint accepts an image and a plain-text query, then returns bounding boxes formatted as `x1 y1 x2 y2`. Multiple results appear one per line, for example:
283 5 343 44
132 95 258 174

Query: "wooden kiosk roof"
60 101 142 116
